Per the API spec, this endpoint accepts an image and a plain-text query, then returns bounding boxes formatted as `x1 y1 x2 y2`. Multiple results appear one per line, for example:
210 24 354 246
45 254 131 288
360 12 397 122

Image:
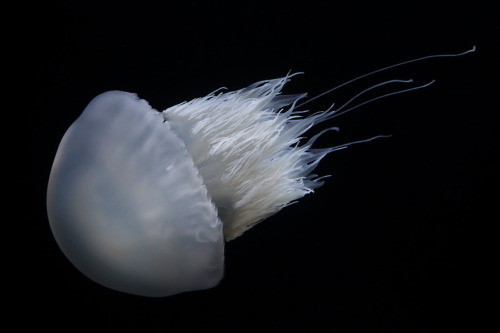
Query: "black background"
11 0 497 332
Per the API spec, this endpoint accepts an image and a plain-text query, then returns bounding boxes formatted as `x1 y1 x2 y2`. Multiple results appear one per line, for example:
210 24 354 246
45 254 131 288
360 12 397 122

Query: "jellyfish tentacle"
297 46 476 108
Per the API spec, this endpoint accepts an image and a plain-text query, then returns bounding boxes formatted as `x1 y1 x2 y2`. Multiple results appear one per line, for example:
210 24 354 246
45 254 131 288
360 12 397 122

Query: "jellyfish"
47 47 475 297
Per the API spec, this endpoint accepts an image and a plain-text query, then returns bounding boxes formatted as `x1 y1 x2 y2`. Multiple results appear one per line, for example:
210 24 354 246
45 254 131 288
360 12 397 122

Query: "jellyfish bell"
47 47 475 297
47 91 224 297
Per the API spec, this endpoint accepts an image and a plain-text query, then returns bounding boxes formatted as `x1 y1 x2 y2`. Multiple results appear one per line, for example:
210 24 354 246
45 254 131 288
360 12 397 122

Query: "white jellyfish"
47 48 474 297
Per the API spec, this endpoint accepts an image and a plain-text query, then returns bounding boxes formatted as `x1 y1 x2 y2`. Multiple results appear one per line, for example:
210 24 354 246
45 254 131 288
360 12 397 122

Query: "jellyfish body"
47 77 334 297
47 48 474 297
